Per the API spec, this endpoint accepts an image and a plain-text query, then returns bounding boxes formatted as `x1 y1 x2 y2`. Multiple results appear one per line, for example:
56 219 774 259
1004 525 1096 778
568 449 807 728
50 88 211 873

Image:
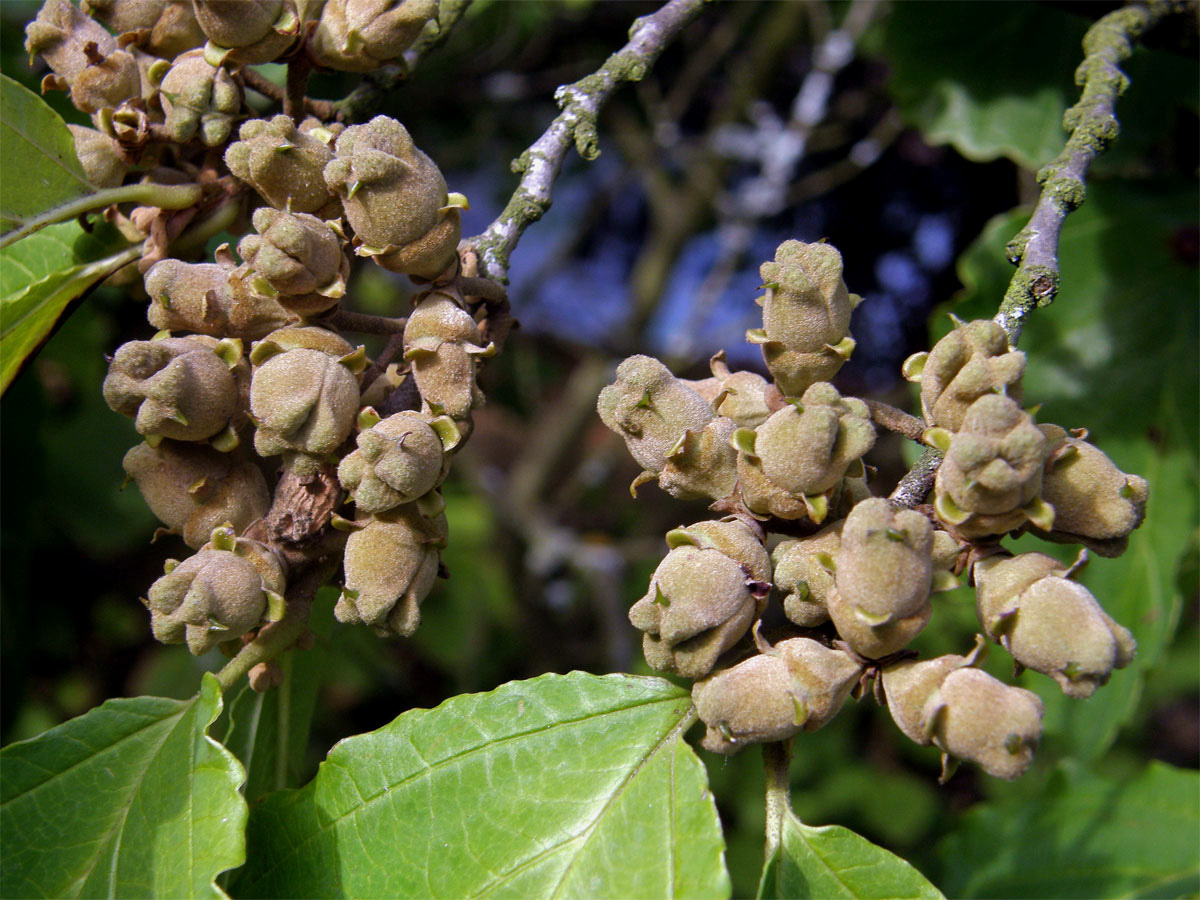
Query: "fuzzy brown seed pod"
67 124 128 188
123 440 271 549
146 528 285 655
882 650 1043 781
81 0 207 59
904 318 1025 432
309 0 438 72
628 518 770 679
25 0 142 113
226 116 341 217
154 49 241 146
834 498 934 624
747 240 859 397
403 293 491 420
144 257 294 340
324 116 462 280
103 335 242 442
337 505 448 637
693 637 862 754
250 345 362 467
193 0 303 65
237 208 349 316
1036 425 1149 552
771 520 843 627
974 552 1136 698
598 354 715 473
338 411 459 514
735 382 875 523
684 352 773 429
931 394 1051 539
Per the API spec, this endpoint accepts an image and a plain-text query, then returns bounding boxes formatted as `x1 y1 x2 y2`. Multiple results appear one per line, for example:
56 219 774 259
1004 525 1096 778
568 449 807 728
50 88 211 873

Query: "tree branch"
995 2 1173 345
864 398 926 443
468 0 710 283
889 447 942 510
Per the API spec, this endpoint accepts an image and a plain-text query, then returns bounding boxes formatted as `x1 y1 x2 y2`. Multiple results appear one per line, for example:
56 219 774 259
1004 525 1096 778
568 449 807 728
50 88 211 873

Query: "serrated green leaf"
948 180 1197 760
233 671 729 899
1 221 139 393
938 761 1200 898
0 73 93 238
868 3 1088 169
758 809 943 900
0 673 247 898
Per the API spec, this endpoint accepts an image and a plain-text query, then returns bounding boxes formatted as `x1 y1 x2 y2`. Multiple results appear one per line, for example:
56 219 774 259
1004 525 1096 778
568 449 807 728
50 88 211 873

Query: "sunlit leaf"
0 673 246 898
0 74 93 239
758 808 943 900
233 671 729 899
1 220 139 393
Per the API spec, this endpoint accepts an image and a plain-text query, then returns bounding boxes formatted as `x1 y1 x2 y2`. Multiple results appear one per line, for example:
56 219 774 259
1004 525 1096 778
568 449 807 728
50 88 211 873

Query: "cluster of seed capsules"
25 1 499 677
599 240 1148 781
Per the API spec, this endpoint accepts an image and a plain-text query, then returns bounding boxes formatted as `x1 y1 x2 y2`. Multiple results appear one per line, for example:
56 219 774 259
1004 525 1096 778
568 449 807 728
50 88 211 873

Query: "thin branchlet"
995 1 1177 346
468 0 710 283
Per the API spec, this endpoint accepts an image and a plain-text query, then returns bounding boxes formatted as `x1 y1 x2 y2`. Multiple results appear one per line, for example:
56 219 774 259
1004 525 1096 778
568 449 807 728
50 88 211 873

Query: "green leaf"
233 671 729 899
758 809 943 900
938 761 1200 898
867 3 1088 169
1 221 140 393
948 180 1198 760
0 73 93 238
0 673 247 898
221 633 332 804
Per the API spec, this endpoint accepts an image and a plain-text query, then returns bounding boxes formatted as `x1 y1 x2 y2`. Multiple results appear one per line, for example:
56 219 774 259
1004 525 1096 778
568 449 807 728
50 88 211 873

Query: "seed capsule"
628 518 770 679
974 552 1136 697
693 637 862 754
904 318 1025 432
932 394 1050 539
337 505 448 637
748 240 859 397
324 116 462 280
1037 425 1149 553
309 0 438 72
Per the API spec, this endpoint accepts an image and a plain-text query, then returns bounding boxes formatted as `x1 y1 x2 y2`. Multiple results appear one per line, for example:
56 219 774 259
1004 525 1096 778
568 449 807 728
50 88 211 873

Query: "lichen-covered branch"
995 2 1174 345
333 0 473 123
469 0 709 283
889 447 942 510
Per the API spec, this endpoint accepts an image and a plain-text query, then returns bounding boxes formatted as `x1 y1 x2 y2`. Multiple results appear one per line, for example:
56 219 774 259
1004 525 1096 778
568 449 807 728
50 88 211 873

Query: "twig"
864 398 926 443
284 55 312 122
889 447 942 510
333 0 473 123
468 0 710 283
240 65 337 120
995 2 1173 345
318 308 407 335
360 333 406 394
